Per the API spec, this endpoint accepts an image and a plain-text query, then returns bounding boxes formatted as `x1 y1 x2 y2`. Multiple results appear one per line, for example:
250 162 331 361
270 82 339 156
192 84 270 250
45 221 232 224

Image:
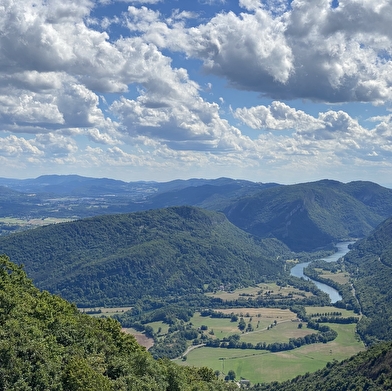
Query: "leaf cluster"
0 254 236 391
344 217 392 344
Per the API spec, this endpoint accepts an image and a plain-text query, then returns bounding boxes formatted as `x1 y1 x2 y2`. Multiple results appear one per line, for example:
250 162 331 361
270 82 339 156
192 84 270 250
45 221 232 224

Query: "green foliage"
0 254 239 391
0 206 289 306
226 370 236 381
344 216 392 344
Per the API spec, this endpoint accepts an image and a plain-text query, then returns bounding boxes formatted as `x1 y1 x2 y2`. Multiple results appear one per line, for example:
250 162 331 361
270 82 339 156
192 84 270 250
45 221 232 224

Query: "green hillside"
0 206 289 306
344 217 392 345
0 254 237 391
223 180 392 251
1 252 392 390
253 341 392 391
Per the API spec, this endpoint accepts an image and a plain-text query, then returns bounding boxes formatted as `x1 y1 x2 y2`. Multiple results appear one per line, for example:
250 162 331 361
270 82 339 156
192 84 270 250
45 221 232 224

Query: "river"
290 241 354 303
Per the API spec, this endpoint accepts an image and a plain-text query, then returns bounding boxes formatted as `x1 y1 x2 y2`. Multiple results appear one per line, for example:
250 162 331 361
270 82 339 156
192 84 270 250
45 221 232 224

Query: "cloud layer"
0 0 391 184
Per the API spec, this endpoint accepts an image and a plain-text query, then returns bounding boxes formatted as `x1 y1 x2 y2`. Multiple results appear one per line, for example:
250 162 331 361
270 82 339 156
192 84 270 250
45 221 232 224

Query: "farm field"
79 306 133 316
174 307 364 384
146 321 170 336
304 306 359 318
317 271 350 285
190 308 297 339
177 322 364 384
88 291 364 384
205 283 313 301
122 327 154 350
0 217 74 235
240 320 313 345
0 217 74 226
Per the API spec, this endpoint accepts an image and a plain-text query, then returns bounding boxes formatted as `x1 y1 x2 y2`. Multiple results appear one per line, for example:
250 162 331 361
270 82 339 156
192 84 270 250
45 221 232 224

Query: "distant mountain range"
1 175 392 251
0 174 275 198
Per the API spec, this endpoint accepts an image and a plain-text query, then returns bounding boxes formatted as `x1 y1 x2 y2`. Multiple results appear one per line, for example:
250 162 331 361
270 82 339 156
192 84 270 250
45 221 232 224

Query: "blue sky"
1 0 392 187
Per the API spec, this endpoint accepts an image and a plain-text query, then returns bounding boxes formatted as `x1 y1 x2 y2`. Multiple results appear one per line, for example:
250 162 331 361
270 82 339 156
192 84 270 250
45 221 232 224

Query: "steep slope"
344 180 392 217
344 217 392 344
253 341 392 391
0 206 289 306
0 255 236 391
223 180 392 251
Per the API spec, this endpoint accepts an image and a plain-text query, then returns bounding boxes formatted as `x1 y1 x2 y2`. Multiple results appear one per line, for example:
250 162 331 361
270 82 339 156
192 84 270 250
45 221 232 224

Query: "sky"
1 0 392 186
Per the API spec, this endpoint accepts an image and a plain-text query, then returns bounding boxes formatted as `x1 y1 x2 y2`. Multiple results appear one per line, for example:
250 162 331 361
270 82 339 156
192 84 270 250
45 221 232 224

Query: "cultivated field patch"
215 307 296 320
240 320 314 344
318 271 350 285
179 325 364 384
79 306 132 316
122 328 154 350
305 306 358 318
206 282 313 301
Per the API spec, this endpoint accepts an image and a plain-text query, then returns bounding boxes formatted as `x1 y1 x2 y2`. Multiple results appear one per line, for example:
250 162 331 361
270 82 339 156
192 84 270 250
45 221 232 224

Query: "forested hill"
2 176 392 252
223 180 392 251
0 206 289 306
253 341 392 391
0 254 237 391
344 217 392 345
1 249 392 391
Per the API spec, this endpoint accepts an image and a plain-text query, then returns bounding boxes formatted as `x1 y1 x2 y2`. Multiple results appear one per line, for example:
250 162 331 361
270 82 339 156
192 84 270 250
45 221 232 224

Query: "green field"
0 217 74 225
240 320 314 344
0 217 74 233
206 282 313 301
146 321 170 336
79 306 132 317
189 308 297 339
305 306 359 318
177 323 364 384
175 307 364 384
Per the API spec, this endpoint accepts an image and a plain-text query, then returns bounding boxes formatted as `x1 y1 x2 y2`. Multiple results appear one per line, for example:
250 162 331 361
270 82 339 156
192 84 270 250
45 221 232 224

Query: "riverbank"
290 242 354 303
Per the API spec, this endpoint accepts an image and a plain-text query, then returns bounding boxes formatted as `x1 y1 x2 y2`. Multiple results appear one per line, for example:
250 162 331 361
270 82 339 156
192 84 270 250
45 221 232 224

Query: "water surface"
290 242 354 303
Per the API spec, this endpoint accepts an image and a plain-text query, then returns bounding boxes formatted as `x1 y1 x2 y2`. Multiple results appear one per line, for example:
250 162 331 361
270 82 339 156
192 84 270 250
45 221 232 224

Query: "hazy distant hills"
0 206 289 306
1 175 392 251
344 216 392 344
223 180 392 251
0 174 275 199
0 175 278 221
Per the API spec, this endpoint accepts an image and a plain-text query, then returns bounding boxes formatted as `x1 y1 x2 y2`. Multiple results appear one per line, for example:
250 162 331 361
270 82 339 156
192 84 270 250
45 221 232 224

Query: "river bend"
290 242 354 303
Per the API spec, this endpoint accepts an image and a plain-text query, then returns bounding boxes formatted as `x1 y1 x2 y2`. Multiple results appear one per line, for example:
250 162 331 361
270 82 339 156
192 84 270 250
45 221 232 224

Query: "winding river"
290 241 354 303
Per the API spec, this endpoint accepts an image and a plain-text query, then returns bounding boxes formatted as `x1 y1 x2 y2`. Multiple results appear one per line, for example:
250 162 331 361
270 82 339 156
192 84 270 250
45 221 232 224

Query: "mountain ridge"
1 176 392 251
223 180 392 251
0 206 290 306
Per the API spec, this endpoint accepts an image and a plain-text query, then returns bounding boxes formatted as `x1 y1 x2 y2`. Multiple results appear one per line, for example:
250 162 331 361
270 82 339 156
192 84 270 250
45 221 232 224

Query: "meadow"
317 270 351 285
205 282 313 301
174 308 364 384
186 308 297 343
304 306 358 317
177 323 364 384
